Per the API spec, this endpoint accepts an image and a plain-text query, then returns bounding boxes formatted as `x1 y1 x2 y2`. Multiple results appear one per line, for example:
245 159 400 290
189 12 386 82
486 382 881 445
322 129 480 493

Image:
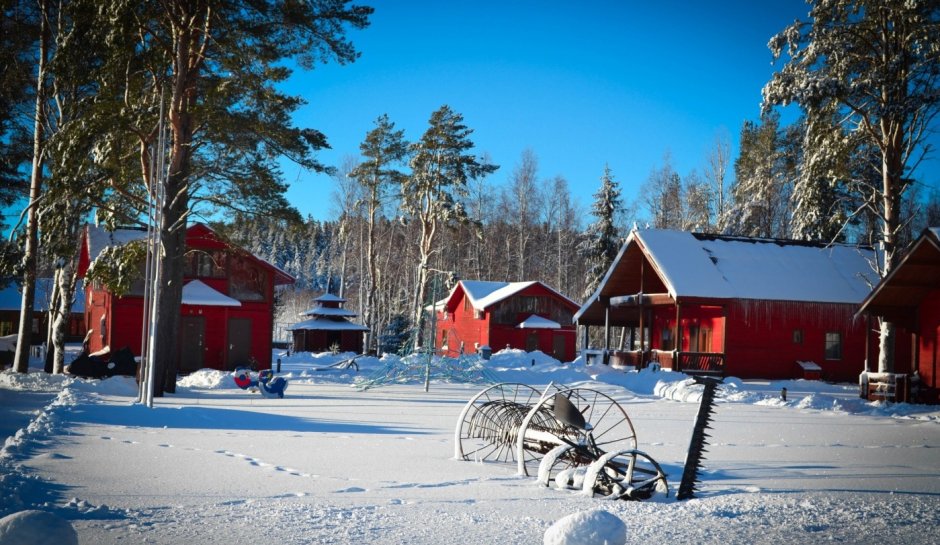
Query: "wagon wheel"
516 387 638 476
536 444 594 489
454 383 544 463
581 449 669 501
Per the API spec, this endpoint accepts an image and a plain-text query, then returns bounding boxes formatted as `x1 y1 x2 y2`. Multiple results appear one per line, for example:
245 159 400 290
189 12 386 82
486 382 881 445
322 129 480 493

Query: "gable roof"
857 227 940 328
577 229 878 323
80 223 294 285
517 315 561 329
449 280 579 311
0 279 85 313
287 317 369 332
181 280 241 307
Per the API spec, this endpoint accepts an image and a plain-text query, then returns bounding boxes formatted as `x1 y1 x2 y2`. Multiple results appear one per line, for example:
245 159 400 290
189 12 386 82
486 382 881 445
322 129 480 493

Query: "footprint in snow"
335 487 367 493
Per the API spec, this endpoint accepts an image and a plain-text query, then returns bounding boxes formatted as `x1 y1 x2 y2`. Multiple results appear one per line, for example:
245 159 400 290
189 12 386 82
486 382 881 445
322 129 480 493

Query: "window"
0 321 12 336
229 260 267 301
463 296 472 313
661 328 673 351
186 250 226 278
793 329 803 344
824 332 842 360
441 329 448 349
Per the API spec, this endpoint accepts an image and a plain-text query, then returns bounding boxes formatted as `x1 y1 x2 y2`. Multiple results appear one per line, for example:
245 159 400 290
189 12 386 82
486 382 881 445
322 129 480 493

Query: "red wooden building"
0 278 86 343
434 280 580 362
288 293 368 353
575 229 879 382
858 228 940 404
78 223 294 373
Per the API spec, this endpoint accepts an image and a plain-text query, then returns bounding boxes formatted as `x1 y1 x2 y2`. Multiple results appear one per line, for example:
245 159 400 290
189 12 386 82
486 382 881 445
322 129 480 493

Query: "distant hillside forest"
215 146 940 353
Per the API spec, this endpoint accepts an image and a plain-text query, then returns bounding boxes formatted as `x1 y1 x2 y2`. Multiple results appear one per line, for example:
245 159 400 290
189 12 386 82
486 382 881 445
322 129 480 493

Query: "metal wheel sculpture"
516 388 638 476
456 383 667 501
580 449 669 500
454 383 544 463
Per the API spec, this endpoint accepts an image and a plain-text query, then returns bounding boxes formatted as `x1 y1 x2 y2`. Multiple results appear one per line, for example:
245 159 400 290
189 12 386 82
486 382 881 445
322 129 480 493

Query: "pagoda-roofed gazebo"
288 294 367 354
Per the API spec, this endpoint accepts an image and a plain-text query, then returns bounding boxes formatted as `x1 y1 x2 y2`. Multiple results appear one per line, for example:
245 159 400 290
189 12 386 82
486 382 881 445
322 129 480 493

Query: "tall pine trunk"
13 1 48 374
876 143 903 374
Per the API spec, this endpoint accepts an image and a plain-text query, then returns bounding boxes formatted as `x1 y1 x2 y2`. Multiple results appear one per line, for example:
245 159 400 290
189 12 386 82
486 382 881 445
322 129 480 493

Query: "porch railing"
650 350 725 376
587 349 725 376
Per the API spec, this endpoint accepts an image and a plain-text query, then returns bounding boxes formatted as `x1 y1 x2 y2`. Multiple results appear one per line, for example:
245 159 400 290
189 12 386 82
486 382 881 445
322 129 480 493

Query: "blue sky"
278 0 936 221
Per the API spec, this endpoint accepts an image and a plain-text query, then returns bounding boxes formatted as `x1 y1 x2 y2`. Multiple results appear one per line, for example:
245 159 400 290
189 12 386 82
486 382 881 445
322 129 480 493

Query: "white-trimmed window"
824 332 842 360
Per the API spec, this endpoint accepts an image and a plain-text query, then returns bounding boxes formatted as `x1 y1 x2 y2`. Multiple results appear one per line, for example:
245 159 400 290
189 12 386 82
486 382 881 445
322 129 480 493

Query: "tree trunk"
13 2 49 374
364 195 378 353
51 261 78 374
876 145 903 374
43 269 60 373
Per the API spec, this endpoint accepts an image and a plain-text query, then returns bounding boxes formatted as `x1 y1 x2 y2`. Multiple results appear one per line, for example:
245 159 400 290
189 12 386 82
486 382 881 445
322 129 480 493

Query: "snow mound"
70 375 139 397
487 348 560 368
0 509 78 545
544 509 626 545
0 369 71 393
177 369 242 390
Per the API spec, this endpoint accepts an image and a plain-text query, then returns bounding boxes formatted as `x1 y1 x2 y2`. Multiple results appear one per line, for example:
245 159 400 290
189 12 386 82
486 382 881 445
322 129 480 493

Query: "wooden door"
227 318 252 369
179 316 205 372
526 332 539 352
553 334 566 361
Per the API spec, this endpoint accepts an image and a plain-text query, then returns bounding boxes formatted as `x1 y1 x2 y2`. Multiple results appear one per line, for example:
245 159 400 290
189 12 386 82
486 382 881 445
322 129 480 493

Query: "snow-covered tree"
763 0 940 372
704 133 731 233
579 165 623 298
642 156 684 230
727 112 796 238
349 114 408 353
402 105 497 348
503 149 543 280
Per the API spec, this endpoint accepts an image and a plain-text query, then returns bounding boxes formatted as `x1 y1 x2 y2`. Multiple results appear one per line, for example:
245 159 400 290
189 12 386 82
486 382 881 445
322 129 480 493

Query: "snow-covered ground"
1 349 939 544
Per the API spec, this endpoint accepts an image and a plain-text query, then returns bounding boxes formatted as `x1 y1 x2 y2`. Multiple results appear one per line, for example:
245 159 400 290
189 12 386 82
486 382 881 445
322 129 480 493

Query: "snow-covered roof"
315 293 346 303
517 315 561 329
637 229 877 303
287 317 368 332
181 280 241 307
459 280 578 310
301 306 358 318
86 225 148 263
0 279 85 313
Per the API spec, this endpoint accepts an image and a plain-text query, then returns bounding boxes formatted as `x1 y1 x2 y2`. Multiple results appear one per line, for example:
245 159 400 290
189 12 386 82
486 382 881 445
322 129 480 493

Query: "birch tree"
349 115 408 353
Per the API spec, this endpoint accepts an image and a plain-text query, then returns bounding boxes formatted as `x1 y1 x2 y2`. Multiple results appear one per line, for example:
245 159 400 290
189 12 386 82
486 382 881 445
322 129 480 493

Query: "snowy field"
2 349 939 544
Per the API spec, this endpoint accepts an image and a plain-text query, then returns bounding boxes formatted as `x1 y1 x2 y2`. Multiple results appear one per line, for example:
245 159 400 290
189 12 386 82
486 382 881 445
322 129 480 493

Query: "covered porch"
577 291 727 376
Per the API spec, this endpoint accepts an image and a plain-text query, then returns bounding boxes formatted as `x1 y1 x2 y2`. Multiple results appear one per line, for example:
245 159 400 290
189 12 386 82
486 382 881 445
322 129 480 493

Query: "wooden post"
674 301 681 372
603 305 610 364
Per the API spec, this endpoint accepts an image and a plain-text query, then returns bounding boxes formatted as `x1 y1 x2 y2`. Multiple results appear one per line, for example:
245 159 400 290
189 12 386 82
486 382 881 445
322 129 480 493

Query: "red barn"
78 223 294 373
575 229 879 382
434 280 580 362
858 227 940 404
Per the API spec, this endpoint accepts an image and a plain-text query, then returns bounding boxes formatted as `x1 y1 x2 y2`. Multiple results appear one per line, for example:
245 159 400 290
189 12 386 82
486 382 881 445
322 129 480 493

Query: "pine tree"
85 0 372 395
349 114 408 353
727 112 795 238
763 0 940 372
402 105 497 348
579 165 623 298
